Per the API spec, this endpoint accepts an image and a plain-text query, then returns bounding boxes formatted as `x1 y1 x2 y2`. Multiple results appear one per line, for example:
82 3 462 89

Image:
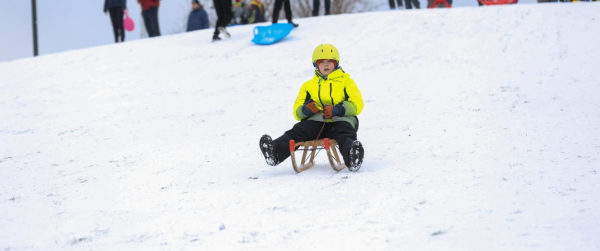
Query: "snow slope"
1 3 600 250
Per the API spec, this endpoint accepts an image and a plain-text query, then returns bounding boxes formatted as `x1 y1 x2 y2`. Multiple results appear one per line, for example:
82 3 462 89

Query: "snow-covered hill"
1 3 599 250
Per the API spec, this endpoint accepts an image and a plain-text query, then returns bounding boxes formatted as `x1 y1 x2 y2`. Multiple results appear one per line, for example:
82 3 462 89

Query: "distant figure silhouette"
104 0 127 43
312 0 331 16
138 0 161 37
389 0 403 9
272 0 298 27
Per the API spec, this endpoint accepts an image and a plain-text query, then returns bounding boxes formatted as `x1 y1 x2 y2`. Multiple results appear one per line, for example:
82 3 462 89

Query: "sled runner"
289 138 346 173
252 23 294 45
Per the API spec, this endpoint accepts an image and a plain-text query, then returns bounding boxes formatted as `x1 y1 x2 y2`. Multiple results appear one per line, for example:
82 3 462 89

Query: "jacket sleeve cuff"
296 106 309 120
340 101 357 116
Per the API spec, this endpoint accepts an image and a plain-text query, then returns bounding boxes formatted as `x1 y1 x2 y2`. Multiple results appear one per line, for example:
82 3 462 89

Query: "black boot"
348 140 364 172
260 134 280 166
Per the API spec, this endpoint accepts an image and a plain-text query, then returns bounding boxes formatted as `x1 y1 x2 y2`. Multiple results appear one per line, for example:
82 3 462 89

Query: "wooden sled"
289 138 346 173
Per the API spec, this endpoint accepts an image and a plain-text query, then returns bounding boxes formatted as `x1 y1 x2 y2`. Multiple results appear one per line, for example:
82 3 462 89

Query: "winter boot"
218 27 231 38
348 140 364 172
259 134 279 166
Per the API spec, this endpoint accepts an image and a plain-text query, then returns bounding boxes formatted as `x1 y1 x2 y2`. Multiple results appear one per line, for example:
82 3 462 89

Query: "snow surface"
1 3 600 250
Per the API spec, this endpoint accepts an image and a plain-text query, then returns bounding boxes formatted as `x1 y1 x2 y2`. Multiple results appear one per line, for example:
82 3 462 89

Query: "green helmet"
312 44 340 66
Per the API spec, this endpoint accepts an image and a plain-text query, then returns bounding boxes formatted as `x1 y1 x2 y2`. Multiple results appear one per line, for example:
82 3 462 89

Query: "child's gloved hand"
323 104 345 119
301 101 320 116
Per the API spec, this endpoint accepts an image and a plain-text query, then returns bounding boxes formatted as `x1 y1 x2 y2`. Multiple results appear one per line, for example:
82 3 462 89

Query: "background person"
138 0 161 37
187 0 209 31
104 0 127 43
272 0 298 27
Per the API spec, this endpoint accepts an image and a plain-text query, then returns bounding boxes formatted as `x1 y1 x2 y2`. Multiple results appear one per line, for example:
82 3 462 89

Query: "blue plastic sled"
252 23 294 45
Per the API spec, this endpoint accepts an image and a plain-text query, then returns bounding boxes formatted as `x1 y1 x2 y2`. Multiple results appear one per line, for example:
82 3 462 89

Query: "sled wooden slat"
325 138 346 171
289 139 347 173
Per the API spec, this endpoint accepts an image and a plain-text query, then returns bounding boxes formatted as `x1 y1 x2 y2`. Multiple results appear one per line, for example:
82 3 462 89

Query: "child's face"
317 60 335 76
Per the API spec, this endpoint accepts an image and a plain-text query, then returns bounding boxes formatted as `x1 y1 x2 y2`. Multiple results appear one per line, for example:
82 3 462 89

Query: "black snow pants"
404 0 421 9
312 0 331 16
273 120 357 166
213 0 233 36
272 0 293 24
142 6 161 37
389 0 403 8
109 7 125 42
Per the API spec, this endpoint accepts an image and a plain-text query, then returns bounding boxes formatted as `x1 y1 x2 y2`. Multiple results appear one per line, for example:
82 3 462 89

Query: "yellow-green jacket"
293 68 364 129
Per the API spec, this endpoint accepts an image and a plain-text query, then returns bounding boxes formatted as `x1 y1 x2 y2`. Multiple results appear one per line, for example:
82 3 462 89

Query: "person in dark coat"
138 0 161 37
212 0 233 41
249 0 266 23
312 0 330 16
272 0 298 27
104 0 127 43
187 0 209 31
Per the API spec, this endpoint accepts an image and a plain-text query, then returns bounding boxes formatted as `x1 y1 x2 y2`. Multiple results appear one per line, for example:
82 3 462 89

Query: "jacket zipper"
317 78 325 108
329 82 335 105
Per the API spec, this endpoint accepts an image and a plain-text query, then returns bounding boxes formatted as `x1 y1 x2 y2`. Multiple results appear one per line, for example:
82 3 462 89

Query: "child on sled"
259 44 365 171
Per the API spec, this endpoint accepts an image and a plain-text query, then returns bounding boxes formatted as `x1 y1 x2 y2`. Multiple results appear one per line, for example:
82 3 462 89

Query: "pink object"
123 10 135 32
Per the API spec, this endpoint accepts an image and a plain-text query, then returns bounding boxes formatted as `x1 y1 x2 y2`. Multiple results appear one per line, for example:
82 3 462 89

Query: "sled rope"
289 122 346 173
310 122 327 151
303 122 327 162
